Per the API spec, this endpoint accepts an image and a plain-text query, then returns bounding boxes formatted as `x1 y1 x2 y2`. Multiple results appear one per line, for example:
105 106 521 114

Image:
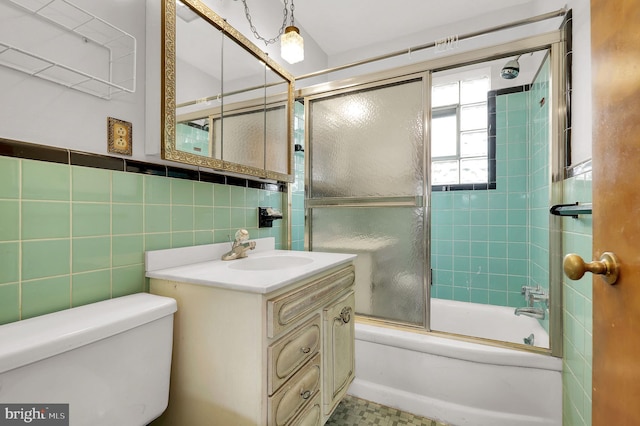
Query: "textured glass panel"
460 158 488 183
431 113 457 158
460 131 488 157
220 109 265 169
460 77 489 104
460 104 487 131
265 105 288 174
432 160 459 185
432 82 459 107
309 79 424 198
311 207 425 326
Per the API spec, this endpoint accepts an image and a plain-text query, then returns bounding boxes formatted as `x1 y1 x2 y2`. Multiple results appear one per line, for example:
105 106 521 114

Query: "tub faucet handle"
528 287 549 307
521 285 548 307
523 333 535 346
530 290 548 301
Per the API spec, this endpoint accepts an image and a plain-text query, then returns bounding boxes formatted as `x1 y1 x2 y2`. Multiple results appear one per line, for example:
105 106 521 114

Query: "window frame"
430 80 496 192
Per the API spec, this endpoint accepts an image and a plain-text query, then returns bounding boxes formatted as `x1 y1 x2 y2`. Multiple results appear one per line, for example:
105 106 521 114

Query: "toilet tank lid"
0 293 177 374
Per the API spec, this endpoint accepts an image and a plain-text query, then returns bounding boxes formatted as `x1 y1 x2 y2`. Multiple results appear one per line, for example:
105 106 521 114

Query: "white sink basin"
228 255 314 271
146 240 357 293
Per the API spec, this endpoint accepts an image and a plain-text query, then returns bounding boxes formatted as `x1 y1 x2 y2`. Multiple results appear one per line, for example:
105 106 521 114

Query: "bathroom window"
431 76 495 191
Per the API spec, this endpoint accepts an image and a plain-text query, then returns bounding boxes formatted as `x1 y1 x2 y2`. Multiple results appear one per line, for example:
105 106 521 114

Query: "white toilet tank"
0 293 177 426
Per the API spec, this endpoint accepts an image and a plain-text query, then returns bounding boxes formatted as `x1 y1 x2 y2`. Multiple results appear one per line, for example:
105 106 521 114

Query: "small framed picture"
108 117 132 156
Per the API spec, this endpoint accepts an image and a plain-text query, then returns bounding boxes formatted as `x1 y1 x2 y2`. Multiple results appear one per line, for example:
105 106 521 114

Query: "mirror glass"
175 1 222 158
265 67 290 174
219 31 267 169
164 0 294 181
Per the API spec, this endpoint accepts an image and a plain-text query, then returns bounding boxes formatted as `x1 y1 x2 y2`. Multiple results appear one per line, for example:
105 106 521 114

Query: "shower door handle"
563 252 620 285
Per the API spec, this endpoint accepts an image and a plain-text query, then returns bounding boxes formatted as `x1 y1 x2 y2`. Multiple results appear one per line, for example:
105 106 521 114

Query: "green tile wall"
562 170 593 426
0 157 285 325
432 56 552 311
431 90 531 308
291 101 305 251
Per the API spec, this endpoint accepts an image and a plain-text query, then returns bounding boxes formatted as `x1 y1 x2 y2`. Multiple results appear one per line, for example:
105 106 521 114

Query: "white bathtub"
431 298 550 348
349 298 562 426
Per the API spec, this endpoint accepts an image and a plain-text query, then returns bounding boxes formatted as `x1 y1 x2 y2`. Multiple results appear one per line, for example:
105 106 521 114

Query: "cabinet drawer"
289 393 321 426
267 265 355 338
268 315 321 395
268 354 321 426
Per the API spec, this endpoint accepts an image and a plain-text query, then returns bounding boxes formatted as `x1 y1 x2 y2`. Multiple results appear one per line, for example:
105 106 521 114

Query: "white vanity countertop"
145 238 356 294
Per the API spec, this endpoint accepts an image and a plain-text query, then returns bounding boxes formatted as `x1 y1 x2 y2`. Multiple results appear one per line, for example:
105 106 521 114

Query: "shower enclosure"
302 30 568 354
305 76 429 327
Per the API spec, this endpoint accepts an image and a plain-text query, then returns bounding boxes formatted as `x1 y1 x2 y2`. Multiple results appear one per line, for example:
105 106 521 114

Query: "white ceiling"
287 0 533 56
180 0 555 94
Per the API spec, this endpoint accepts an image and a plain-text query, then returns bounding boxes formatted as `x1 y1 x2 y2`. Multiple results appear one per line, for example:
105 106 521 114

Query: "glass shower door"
306 76 429 327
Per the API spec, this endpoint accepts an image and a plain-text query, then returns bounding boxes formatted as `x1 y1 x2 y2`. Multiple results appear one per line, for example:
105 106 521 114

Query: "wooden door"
591 0 640 423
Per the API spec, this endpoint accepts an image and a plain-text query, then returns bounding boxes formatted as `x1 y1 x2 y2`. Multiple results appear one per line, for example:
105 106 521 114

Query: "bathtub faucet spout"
514 306 546 320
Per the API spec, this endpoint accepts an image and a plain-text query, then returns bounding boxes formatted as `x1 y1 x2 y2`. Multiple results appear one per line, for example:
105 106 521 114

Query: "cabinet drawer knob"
300 390 311 400
337 307 352 324
300 347 311 354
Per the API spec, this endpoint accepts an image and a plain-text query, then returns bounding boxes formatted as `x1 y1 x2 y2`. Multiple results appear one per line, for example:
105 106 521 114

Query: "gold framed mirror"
162 0 295 182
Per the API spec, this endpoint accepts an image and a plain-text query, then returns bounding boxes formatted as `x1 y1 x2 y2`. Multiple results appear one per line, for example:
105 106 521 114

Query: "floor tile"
326 395 449 426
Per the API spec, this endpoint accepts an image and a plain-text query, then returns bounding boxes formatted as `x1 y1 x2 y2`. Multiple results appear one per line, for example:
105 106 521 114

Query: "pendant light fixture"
239 0 304 65
280 2 304 64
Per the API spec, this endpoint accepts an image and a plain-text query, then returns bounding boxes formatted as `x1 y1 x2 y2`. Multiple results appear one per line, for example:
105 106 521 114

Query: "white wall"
0 0 148 159
0 0 326 163
0 0 589 166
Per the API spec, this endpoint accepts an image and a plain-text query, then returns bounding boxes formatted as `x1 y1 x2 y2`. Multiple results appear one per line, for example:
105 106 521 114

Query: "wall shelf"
0 0 136 99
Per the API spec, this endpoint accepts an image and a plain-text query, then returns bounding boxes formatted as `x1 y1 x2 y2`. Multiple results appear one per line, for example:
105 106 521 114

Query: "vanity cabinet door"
323 291 355 416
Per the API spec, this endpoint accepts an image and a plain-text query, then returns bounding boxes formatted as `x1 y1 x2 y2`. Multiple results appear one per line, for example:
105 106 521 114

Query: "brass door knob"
563 252 620 285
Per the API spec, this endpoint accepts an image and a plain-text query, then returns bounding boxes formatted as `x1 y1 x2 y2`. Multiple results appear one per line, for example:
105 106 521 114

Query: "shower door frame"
298 30 568 357
303 72 432 329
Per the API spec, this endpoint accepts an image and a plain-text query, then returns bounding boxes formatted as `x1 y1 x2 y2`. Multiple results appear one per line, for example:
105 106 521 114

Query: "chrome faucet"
521 285 549 308
514 306 546 320
221 229 256 261
516 285 548 319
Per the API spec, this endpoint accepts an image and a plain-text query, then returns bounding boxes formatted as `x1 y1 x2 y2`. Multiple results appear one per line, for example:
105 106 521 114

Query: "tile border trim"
0 137 286 193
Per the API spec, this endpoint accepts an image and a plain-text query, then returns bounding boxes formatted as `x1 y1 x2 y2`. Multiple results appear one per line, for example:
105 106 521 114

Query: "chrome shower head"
500 55 521 79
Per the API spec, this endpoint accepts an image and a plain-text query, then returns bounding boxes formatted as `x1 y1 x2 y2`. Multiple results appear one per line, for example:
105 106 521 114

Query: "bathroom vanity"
145 238 356 426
